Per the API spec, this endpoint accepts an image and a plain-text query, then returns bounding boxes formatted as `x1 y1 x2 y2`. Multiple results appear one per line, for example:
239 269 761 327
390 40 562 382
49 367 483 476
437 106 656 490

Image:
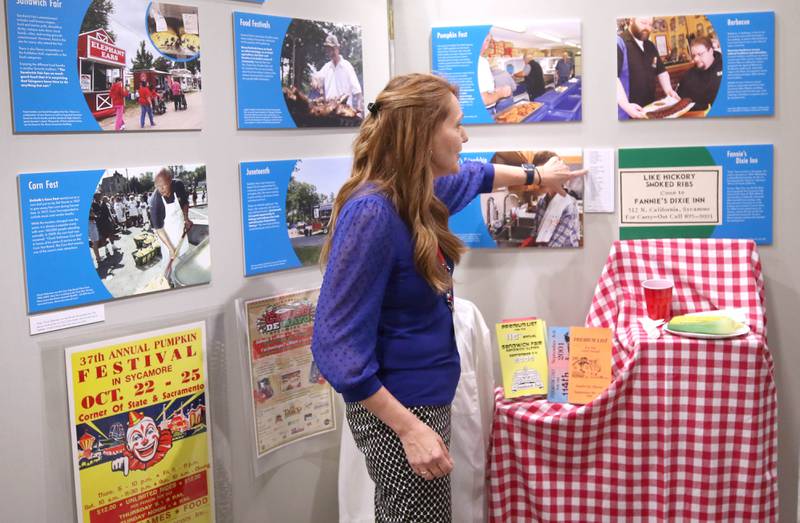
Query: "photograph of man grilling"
312 34 364 116
280 19 364 127
150 168 192 269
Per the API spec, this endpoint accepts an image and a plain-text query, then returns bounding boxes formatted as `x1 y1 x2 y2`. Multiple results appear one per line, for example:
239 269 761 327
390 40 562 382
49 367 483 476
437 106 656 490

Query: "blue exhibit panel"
710 144 773 244
19 170 112 313
233 13 294 129
706 12 774 118
240 160 301 275
7 0 101 132
431 25 494 125
449 152 497 248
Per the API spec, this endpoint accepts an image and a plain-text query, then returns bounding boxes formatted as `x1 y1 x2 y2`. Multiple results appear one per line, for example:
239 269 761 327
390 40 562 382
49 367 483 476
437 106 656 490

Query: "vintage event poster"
244 289 335 457
66 322 214 523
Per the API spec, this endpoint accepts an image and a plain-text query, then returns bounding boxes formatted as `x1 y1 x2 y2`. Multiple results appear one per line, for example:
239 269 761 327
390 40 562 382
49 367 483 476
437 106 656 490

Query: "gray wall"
0 0 388 521
394 1 799 522
1 0 797 522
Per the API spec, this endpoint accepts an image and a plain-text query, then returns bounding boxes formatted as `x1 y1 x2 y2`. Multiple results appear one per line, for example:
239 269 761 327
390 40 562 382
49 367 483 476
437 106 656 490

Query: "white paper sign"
155 14 168 33
583 148 615 213
183 13 199 35
29 304 105 335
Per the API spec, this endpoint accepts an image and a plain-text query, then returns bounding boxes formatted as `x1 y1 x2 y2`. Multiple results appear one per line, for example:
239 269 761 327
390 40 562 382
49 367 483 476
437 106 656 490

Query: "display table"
488 239 777 522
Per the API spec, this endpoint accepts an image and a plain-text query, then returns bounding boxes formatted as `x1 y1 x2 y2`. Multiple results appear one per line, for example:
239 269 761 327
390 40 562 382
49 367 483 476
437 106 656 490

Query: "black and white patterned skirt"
345 402 452 523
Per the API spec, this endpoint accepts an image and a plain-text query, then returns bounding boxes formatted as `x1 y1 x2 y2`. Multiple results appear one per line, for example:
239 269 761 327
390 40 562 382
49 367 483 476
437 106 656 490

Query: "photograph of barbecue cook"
280 20 364 127
616 15 722 120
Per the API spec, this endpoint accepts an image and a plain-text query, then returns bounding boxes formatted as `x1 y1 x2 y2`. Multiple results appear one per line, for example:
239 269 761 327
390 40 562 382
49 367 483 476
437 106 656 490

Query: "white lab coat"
338 297 495 522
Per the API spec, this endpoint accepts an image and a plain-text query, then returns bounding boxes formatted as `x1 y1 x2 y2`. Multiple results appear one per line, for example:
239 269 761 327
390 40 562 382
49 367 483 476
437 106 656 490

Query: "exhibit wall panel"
0 0 388 522
391 0 798 521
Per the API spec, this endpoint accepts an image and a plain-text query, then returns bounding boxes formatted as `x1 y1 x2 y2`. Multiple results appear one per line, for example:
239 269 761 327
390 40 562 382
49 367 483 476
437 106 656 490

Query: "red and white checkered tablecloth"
488 239 777 522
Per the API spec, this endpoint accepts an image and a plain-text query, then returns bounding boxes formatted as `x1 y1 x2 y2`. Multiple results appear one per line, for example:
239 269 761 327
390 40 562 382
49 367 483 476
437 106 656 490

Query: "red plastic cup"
642 279 674 321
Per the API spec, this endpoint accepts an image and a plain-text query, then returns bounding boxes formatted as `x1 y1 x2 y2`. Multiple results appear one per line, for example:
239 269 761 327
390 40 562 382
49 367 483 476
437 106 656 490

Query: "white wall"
393 1 798 522
1 0 798 522
0 0 388 522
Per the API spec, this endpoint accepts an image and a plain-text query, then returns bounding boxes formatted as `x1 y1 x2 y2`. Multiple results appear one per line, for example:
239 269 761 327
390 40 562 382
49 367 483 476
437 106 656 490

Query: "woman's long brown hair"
319 73 464 294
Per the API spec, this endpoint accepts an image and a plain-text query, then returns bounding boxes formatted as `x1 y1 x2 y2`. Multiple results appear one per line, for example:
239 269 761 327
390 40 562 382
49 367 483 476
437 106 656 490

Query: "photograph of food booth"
78 29 126 120
75 0 204 131
479 21 582 123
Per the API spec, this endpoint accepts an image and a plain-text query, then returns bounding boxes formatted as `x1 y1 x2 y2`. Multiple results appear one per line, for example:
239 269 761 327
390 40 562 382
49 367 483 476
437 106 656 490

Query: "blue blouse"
311 161 495 406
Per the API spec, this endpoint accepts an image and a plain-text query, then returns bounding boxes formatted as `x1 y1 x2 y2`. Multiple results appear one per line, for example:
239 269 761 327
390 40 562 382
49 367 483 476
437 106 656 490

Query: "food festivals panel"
233 12 365 128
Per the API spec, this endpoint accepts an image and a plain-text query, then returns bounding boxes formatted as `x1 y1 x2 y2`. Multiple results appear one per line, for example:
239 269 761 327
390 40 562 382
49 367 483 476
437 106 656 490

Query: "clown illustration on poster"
6 0 204 133
65 322 214 522
450 150 584 249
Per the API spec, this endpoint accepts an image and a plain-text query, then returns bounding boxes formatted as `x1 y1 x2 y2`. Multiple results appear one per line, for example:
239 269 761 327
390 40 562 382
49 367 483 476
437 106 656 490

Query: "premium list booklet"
496 318 548 399
567 327 613 404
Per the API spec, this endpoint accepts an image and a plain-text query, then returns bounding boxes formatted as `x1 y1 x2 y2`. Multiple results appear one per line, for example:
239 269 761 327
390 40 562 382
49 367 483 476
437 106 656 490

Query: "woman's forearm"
492 159 587 194
360 386 422 437
491 164 526 190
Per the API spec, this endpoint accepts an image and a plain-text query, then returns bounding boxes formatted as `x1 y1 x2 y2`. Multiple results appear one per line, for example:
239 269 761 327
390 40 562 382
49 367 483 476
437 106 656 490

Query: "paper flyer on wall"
18 164 210 314
496 318 548 399
244 289 335 457
450 150 584 248
616 12 774 120
618 145 772 244
233 12 364 128
240 157 350 276
431 21 582 125
65 322 214 523
6 0 204 133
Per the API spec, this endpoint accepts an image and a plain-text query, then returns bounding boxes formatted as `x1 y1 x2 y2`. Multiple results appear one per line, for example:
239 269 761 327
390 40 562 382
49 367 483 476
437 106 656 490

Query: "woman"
311 73 583 522
109 77 128 131
138 80 156 128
